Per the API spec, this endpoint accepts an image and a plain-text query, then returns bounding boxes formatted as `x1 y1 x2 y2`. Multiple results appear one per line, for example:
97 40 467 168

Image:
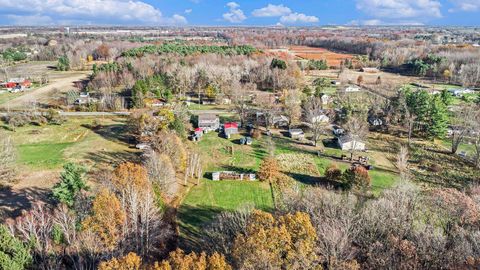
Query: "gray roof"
198 114 218 122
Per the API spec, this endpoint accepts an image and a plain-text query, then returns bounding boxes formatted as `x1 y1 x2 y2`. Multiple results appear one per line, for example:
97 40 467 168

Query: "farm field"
289 45 355 67
0 117 137 219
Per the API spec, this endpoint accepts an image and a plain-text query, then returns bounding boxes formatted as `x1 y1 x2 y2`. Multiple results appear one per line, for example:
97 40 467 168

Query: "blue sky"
0 0 478 26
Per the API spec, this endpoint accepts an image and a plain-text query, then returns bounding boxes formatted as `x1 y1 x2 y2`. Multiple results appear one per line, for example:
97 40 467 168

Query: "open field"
267 46 355 68
0 116 137 219
289 46 355 67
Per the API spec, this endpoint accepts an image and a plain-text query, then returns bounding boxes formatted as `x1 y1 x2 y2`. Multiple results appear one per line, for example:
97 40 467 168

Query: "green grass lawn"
17 142 74 169
438 138 475 156
178 179 273 249
3 117 136 171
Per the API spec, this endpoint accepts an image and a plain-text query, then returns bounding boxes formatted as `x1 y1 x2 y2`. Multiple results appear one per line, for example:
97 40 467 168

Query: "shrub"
251 129 262 139
258 157 279 182
343 166 371 190
430 164 442 173
325 163 342 182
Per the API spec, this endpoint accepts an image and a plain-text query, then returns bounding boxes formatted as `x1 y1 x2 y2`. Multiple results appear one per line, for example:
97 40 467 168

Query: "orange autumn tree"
82 189 126 251
257 157 279 182
98 252 142 270
112 162 149 193
153 249 232 270
110 162 169 258
232 210 318 269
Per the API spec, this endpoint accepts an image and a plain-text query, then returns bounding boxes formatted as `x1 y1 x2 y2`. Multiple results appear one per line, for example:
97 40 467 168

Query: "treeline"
121 43 257 57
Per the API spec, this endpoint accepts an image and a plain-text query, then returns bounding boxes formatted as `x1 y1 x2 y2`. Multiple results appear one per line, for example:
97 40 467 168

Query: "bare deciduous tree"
304 97 329 147
0 133 16 184
450 106 476 154
144 150 177 196
396 145 410 181
344 116 369 160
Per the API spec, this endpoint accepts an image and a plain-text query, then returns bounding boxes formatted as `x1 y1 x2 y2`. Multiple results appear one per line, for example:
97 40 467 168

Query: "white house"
345 85 360 92
312 114 330 124
338 135 366 151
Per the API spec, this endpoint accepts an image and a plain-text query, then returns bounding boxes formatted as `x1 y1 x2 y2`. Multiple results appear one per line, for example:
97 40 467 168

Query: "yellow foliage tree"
155 108 175 130
205 85 217 99
153 249 232 270
82 189 126 251
112 162 150 193
98 252 142 270
233 210 318 269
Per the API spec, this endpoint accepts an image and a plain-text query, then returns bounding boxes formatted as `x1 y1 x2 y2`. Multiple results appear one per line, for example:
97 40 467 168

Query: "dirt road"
0 71 90 110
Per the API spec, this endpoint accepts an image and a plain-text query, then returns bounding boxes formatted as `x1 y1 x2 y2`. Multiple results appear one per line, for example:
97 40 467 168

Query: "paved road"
0 109 232 117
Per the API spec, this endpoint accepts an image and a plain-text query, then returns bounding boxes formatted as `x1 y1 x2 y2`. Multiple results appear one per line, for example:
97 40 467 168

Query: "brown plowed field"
289 45 355 67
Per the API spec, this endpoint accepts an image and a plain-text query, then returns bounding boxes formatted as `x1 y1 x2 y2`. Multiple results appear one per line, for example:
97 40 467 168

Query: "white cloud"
280 13 319 24
252 4 291 17
0 0 187 25
172 14 188 25
185 9 193 14
449 0 480 12
223 2 246 23
348 19 424 26
356 0 442 20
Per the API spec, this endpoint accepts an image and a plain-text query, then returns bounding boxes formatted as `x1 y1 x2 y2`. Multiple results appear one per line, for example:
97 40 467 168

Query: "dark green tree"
56 55 70 71
52 163 88 207
440 89 453 106
270 58 287 70
0 225 32 270
428 96 449 138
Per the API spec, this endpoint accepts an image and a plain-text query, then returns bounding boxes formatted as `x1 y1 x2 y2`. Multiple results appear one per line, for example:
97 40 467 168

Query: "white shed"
345 85 360 92
338 135 366 151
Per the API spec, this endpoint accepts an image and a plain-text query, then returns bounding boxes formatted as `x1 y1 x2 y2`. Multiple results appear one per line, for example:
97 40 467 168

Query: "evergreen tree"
56 55 70 71
428 96 449 138
52 163 88 207
0 225 32 270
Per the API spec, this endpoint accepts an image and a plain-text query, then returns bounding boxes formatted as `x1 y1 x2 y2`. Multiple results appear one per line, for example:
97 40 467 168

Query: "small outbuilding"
289 129 305 140
345 85 361 92
337 135 366 151
360 67 380 73
224 122 239 138
272 115 289 128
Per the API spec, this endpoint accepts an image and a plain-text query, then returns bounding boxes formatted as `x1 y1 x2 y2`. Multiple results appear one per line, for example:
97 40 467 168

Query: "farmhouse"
338 135 366 151
198 114 220 131
289 128 305 140
345 85 360 92
223 122 239 138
